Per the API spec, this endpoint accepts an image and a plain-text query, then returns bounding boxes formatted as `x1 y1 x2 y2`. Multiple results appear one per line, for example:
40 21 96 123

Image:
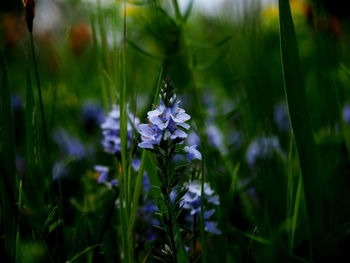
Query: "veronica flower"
184 145 202 161
137 201 160 242
138 82 201 163
178 180 221 235
137 79 203 257
53 128 86 160
52 161 68 181
343 104 350 124
246 136 286 166
138 99 190 149
11 94 23 113
206 124 227 154
94 165 118 187
101 105 139 155
274 102 291 132
186 124 226 155
81 101 104 129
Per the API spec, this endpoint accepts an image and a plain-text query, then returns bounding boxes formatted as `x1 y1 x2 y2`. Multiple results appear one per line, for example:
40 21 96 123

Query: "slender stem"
172 0 182 21
166 191 178 263
15 179 23 263
29 32 49 151
200 160 207 263
164 144 178 263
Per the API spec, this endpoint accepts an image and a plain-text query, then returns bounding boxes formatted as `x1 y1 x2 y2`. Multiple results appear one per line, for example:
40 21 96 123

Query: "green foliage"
2 0 350 262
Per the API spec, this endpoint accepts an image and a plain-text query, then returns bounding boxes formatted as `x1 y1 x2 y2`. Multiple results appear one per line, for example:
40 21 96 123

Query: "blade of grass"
29 33 49 152
0 53 18 261
128 64 163 234
119 1 133 261
66 244 101 263
200 158 207 263
25 71 36 172
279 0 323 260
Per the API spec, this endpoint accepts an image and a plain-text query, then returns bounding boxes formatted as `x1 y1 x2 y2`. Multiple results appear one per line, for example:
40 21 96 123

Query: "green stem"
164 144 178 263
172 0 182 21
30 32 49 151
200 159 207 263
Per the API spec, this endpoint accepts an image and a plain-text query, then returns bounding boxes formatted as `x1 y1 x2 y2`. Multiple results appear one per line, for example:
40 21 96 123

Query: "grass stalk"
29 33 49 151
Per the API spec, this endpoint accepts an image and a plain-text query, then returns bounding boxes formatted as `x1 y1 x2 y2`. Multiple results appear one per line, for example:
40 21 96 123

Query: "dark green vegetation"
1 0 350 262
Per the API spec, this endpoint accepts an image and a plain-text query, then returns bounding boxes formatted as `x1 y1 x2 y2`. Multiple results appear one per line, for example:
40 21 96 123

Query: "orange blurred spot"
69 23 92 56
2 14 25 47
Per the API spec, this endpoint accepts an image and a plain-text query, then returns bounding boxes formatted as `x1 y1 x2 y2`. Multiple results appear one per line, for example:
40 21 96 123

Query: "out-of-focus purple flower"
132 158 141 171
101 105 140 155
187 131 200 146
206 124 227 154
184 145 202 161
187 125 227 155
95 165 109 183
53 128 86 160
16 155 26 177
142 173 151 193
53 161 68 181
206 125 222 149
343 104 350 124
229 131 244 149
205 221 222 235
81 101 104 128
274 102 291 132
94 165 118 187
246 136 286 166
176 180 221 235
138 201 160 242
11 94 23 112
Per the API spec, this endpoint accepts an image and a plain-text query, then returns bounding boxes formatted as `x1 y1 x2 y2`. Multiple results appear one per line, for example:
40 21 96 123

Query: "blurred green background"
1 0 350 262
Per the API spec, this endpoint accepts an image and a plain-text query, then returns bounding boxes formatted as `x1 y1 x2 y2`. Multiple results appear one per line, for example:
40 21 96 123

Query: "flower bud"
23 0 35 33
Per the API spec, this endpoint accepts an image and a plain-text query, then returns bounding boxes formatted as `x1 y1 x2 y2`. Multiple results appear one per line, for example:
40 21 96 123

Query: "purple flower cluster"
94 165 118 187
178 180 221 235
138 93 201 161
53 128 86 160
246 136 285 166
187 124 227 155
100 105 140 155
343 104 350 124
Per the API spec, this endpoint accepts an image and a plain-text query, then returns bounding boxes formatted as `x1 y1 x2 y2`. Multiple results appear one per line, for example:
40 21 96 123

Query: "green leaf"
66 244 101 263
279 0 323 258
188 35 233 50
127 39 165 60
25 71 36 170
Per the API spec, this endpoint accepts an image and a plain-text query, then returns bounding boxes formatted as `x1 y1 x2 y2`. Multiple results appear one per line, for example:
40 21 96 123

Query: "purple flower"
142 173 151 193
205 221 222 235
11 94 23 112
53 128 86 160
274 102 291 132
343 104 350 124
187 125 226 155
176 180 221 235
137 201 160 242
187 131 200 146
184 145 202 161
246 136 285 166
101 105 139 155
94 165 118 187
53 161 68 181
81 101 104 128
132 158 141 171
138 98 191 150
